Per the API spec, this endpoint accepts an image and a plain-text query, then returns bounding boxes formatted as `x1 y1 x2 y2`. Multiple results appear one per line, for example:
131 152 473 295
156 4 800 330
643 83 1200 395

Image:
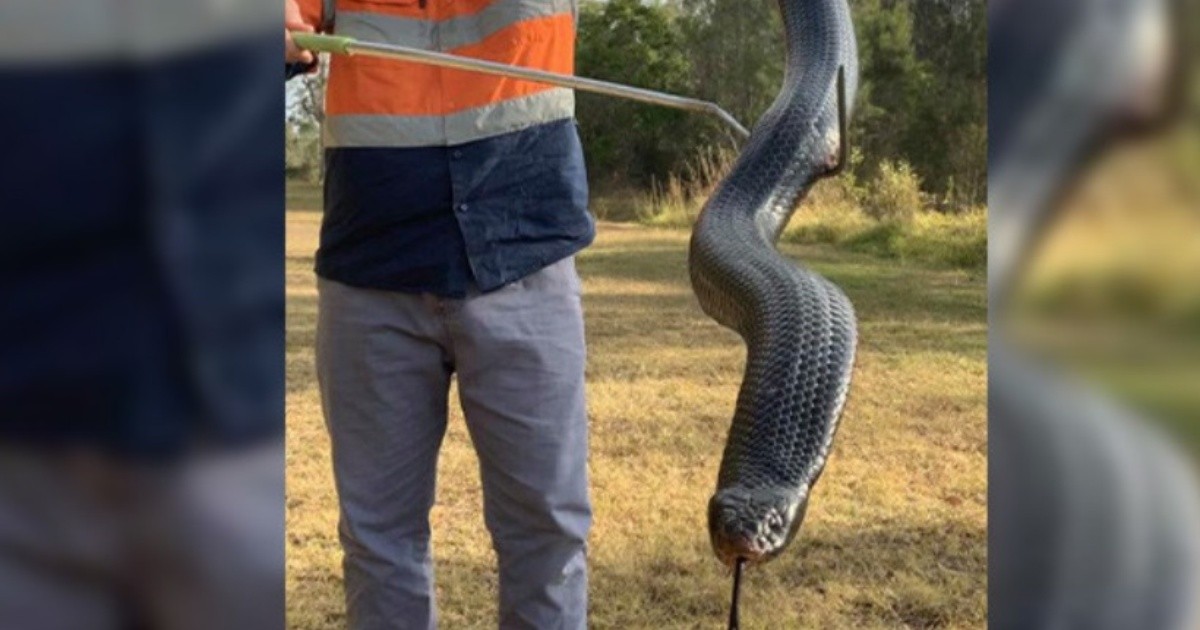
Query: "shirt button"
457 203 468 213
452 150 463 159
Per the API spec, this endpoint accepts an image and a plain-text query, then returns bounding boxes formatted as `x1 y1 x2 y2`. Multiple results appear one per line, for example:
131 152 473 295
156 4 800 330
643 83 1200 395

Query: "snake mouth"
708 487 808 568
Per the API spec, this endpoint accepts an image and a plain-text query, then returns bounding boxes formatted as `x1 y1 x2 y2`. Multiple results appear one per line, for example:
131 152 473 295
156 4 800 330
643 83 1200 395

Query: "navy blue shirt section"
0 34 285 458
318 118 593 297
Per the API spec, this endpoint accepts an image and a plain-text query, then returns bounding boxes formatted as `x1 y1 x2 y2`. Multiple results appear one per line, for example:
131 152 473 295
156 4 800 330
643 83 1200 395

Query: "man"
285 1 594 628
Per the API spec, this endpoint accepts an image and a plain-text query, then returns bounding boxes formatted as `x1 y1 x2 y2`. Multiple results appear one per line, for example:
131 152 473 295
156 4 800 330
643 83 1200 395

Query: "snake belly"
689 0 859 567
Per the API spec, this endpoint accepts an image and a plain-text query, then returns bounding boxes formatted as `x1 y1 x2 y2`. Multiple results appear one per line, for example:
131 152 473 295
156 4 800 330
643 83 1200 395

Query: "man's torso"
308 0 593 296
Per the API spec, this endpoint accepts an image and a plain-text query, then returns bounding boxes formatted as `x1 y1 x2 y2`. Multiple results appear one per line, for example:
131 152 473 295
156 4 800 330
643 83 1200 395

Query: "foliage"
635 148 984 271
783 203 986 270
895 206 988 269
286 65 328 182
575 0 987 208
678 0 786 126
641 147 734 227
862 159 922 221
576 0 697 186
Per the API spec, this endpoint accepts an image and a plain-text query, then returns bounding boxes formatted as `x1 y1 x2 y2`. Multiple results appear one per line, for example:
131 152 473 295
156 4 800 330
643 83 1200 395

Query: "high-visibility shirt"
296 0 593 296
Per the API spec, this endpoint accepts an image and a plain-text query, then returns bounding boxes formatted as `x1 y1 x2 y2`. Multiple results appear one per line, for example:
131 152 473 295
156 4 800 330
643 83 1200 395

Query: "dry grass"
287 213 987 628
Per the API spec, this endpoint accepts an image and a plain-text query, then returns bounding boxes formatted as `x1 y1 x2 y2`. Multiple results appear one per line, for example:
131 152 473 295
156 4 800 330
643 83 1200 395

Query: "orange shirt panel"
295 0 325 29
326 12 576 117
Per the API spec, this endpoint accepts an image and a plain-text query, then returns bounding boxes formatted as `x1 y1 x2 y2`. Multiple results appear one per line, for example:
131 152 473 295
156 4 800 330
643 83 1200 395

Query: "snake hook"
830 65 849 176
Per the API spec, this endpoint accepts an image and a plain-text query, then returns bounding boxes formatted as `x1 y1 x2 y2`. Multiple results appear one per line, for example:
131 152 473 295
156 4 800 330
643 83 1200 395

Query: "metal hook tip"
831 65 849 175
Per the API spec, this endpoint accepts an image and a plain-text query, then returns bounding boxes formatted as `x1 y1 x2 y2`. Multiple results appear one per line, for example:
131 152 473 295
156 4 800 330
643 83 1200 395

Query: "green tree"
907 0 987 206
571 0 986 207
678 0 786 126
849 0 927 184
576 0 697 186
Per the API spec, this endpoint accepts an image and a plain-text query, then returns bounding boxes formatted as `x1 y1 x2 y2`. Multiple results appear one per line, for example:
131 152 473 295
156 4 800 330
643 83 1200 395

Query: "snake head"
708 486 808 567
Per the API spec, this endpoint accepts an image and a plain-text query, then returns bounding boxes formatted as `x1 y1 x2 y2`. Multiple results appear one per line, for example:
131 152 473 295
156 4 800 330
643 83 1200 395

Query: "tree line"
576 0 985 209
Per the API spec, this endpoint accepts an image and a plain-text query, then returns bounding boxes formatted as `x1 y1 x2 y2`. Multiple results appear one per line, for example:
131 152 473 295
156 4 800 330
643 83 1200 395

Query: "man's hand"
286 0 315 65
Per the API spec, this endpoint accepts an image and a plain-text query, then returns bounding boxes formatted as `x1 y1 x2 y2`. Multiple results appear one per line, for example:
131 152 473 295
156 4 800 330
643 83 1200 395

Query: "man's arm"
286 0 322 76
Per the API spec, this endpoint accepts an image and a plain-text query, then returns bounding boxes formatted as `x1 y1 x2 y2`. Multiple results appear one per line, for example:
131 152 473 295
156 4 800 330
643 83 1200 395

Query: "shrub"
864 160 924 222
782 180 873 245
591 186 654 223
784 202 986 271
895 207 987 269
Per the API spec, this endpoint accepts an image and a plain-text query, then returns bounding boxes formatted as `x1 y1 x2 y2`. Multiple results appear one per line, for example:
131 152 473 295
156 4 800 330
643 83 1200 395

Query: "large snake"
689 0 858 570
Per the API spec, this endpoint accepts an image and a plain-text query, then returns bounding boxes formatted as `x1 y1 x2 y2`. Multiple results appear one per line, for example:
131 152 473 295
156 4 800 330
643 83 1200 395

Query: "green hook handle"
292 32 357 56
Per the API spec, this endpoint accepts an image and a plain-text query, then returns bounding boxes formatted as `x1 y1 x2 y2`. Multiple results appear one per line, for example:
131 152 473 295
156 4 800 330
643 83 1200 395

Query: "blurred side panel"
989 0 1200 628
0 1 285 629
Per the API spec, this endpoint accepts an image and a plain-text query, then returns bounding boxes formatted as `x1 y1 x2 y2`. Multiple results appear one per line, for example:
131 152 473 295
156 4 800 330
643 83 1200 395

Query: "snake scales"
689 0 858 567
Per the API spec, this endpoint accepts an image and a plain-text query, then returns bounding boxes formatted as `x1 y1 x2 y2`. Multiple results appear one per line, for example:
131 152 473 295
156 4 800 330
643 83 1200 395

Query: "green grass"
287 213 987 628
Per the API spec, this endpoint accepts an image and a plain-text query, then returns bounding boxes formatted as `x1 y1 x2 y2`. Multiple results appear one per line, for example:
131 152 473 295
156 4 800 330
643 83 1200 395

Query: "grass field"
286 211 987 628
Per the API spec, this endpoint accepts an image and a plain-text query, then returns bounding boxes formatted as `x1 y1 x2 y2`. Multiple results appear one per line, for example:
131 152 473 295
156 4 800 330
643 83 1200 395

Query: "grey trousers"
0 444 285 630
315 258 591 630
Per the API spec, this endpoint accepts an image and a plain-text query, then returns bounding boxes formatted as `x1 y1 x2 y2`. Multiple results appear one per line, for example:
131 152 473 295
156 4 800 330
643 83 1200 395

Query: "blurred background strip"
0 1 285 629
989 0 1200 628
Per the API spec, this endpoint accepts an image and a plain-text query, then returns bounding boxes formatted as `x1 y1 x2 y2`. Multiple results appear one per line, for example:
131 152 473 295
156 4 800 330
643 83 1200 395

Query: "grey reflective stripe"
445 87 574 142
0 0 278 62
0 2 123 62
325 112 445 148
325 87 575 147
124 0 279 58
438 0 574 50
336 10 434 50
336 0 573 52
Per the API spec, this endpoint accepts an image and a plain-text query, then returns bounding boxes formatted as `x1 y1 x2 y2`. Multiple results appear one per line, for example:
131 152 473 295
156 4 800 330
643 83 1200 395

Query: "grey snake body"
689 0 859 566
